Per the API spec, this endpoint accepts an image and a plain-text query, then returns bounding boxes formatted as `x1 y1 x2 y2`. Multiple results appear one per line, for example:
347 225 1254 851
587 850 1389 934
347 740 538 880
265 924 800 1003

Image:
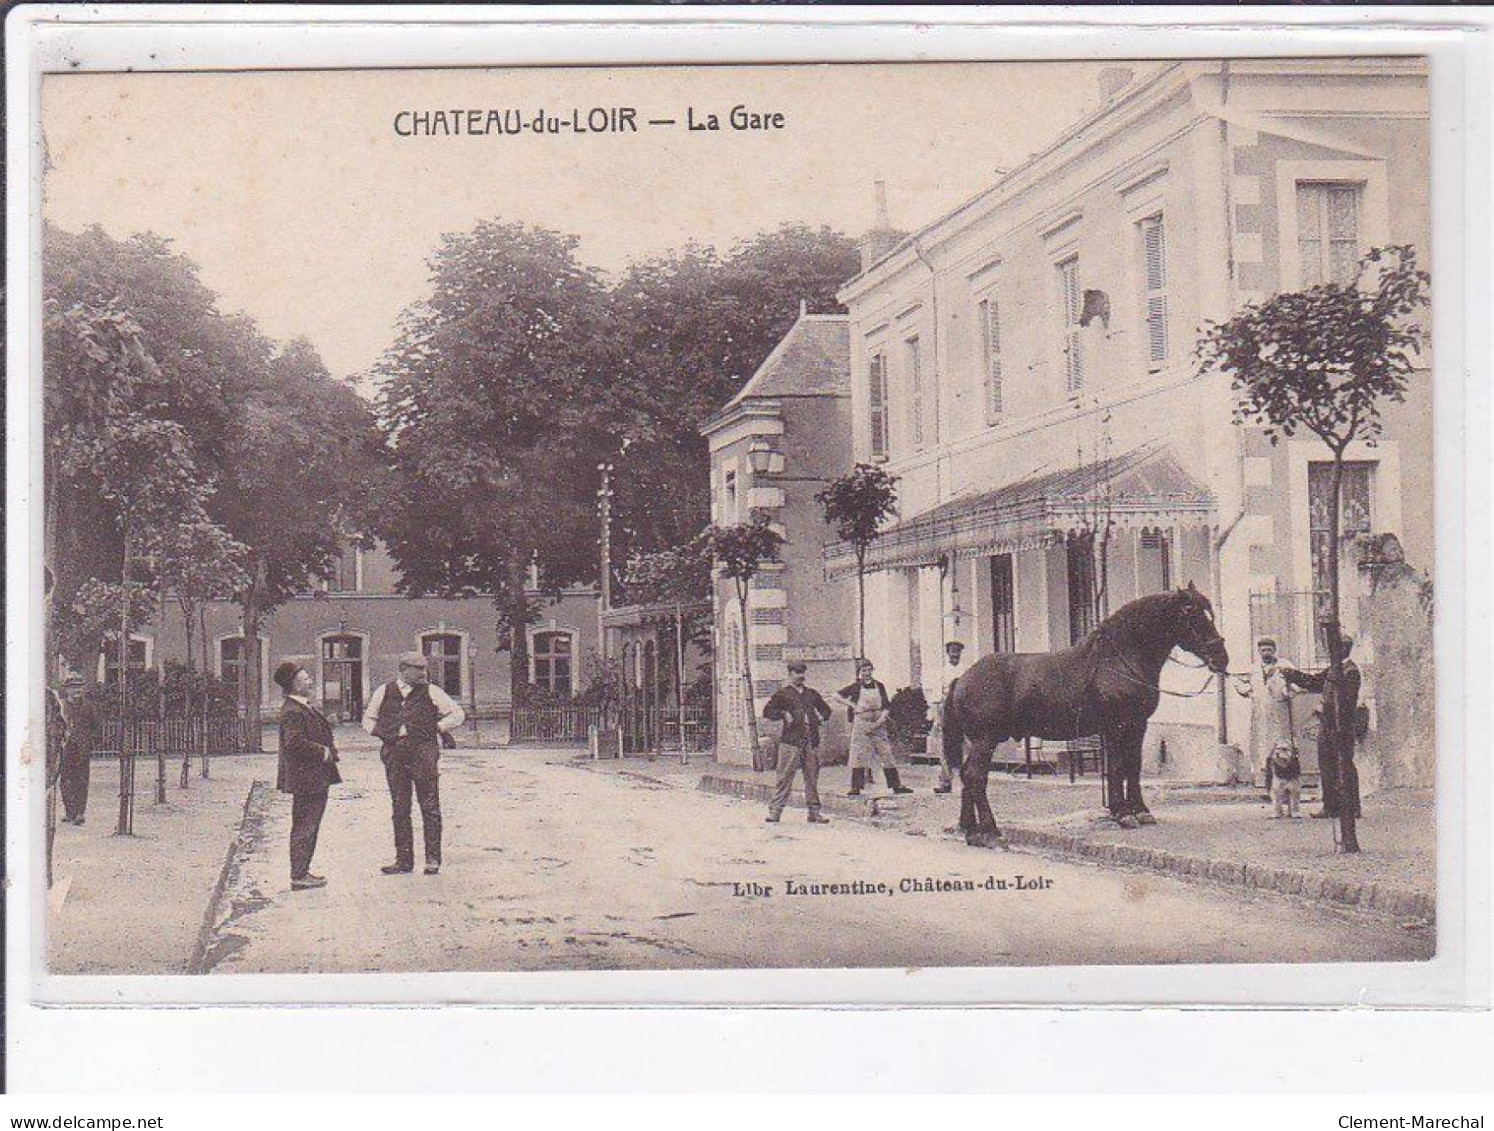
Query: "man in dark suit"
362 651 465 876
274 661 341 890
58 674 98 825
1284 633 1363 820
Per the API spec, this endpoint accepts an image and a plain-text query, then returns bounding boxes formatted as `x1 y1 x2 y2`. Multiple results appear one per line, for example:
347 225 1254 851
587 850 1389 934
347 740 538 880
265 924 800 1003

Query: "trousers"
383 737 442 866
769 741 822 818
60 748 91 820
289 789 329 879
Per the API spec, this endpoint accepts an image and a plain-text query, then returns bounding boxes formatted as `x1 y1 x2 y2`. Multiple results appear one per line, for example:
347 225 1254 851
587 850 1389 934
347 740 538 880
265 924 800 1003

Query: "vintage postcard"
34 55 1445 992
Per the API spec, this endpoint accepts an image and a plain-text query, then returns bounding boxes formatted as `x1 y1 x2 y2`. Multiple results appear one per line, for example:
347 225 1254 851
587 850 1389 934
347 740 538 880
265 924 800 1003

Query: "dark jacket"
277 697 342 795
1284 659 1362 741
61 699 99 767
762 684 832 750
371 681 441 744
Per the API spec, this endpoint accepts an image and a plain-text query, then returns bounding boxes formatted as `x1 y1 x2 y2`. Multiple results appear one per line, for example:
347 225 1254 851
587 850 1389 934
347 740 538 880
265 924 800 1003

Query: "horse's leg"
1104 731 1129 823
1127 725 1155 824
957 749 979 834
962 737 1001 847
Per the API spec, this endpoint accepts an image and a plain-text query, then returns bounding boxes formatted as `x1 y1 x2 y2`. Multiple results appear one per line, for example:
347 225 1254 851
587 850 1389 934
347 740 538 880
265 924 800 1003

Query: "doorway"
320 634 365 721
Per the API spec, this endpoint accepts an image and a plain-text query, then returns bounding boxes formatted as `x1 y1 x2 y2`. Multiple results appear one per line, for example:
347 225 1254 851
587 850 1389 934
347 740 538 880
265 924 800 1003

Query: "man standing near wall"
1232 636 1300 789
1284 634 1363 822
762 662 833 824
932 640 970 795
364 651 466 875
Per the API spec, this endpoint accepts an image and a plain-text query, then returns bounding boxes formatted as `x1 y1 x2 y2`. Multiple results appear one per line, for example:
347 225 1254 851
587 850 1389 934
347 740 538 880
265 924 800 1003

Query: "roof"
721 314 850 410
825 444 1216 575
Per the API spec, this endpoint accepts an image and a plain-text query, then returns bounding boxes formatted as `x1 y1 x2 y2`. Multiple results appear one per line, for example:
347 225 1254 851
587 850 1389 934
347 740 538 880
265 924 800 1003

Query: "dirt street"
200 747 1433 974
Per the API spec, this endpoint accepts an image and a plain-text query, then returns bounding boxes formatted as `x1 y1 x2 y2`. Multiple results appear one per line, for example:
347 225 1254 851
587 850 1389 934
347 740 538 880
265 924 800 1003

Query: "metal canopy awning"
824 445 1216 577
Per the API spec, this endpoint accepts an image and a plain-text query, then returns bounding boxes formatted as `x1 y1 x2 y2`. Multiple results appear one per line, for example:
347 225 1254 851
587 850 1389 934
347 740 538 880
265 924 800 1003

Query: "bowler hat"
273 661 304 693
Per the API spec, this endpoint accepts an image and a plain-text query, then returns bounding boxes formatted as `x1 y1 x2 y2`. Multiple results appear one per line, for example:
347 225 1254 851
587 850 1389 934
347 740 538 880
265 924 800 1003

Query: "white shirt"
287 694 312 708
933 653 971 704
361 678 466 737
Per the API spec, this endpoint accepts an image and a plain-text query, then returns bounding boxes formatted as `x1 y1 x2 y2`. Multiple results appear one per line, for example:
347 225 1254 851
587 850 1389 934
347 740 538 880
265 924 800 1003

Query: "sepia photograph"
35 54 1441 986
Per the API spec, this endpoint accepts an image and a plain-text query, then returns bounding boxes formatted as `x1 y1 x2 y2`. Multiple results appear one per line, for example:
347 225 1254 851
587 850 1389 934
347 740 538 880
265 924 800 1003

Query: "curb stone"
697 773 1435 923
187 779 274 975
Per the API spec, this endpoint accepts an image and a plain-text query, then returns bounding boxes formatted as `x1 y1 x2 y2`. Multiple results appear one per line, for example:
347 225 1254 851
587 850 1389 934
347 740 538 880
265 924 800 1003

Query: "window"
1066 538 1097 645
1138 529 1171 594
723 469 738 525
324 542 360 593
102 636 149 686
906 336 926 447
532 630 574 698
422 633 464 698
1057 256 1084 392
1139 214 1169 368
1296 182 1362 287
990 554 1015 653
978 296 1003 421
1308 461 1374 659
868 351 889 460
220 636 263 699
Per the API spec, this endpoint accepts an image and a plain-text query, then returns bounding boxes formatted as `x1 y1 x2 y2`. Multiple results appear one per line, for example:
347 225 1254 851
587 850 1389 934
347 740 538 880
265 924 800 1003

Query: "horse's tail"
942 679 966 770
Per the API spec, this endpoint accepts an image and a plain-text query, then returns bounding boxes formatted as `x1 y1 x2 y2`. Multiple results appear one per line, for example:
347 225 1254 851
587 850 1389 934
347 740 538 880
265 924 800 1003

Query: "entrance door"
320 635 364 721
990 554 1015 653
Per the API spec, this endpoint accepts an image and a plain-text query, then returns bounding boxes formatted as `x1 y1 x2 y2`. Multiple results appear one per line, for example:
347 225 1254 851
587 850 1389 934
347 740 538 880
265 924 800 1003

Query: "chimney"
857 179 907 271
1098 66 1135 103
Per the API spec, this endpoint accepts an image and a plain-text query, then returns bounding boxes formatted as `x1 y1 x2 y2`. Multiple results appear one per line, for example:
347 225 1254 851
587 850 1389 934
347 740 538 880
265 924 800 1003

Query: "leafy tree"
1196 244 1430 854
697 512 784 768
375 220 629 698
213 337 387 740
816 463 900 658
610 224 861 562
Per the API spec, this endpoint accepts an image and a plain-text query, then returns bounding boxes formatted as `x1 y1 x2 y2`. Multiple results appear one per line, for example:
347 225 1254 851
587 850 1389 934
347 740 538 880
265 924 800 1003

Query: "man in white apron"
1232 636 1300 788
835 659 913 797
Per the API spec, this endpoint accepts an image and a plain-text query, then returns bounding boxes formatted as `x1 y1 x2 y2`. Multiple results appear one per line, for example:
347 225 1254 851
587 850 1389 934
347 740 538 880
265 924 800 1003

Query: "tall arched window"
532 631 574 698
422 633 464 697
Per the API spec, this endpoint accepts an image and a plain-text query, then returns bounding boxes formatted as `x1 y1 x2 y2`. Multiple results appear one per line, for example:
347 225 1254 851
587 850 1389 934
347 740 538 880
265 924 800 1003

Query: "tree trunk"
505 558 531 705
1326 451 1360 853
116 533 133 836
240 557 267 758
199 603 209 777
155 571 167 804
737 581 763 770
180 599 194 788
856 548 867 661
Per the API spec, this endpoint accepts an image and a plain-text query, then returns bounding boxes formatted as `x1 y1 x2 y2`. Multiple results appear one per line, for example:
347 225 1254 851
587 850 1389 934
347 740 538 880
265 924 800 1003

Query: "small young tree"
816 463 899 658
696 512 784 769
1196 244 1430 854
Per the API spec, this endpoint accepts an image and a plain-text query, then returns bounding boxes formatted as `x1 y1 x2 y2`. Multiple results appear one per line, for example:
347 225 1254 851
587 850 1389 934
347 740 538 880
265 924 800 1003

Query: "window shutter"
1141 216 1169 367
906 337 923 447
868 353 887 459
981 297 1003 419
1058 258 1083 392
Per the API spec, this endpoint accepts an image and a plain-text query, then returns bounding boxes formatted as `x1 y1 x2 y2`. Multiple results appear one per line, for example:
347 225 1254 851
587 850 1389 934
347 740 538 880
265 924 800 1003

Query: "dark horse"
944 583 1229 847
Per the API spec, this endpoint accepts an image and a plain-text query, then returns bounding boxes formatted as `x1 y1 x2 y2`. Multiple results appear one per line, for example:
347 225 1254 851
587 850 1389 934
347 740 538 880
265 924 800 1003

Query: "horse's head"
1172 582 1229 673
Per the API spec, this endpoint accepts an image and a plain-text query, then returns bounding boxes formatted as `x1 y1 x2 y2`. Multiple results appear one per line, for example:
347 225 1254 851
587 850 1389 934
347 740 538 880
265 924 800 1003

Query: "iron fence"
507 703 714 752
96 716 256 758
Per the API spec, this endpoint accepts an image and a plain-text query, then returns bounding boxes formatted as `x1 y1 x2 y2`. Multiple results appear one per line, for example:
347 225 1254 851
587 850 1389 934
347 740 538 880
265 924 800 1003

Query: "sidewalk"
46 753 278 974
588 752 1435 922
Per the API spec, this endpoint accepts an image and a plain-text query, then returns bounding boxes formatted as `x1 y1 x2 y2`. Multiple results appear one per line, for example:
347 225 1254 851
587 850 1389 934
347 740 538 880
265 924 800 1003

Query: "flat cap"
397 650 428 668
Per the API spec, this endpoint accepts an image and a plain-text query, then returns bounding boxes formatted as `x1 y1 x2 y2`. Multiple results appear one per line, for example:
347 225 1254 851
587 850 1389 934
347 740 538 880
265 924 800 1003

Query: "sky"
43 62 1123 382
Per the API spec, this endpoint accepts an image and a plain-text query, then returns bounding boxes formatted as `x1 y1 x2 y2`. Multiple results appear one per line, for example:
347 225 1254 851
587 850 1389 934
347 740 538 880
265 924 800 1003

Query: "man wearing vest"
363 651 466 875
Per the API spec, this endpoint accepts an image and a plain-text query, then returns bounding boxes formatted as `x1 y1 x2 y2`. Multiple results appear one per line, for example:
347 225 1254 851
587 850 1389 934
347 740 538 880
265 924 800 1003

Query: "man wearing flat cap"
363 650 465 875
1232 635 1301 790
274 660 341 890
761 661 833 824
